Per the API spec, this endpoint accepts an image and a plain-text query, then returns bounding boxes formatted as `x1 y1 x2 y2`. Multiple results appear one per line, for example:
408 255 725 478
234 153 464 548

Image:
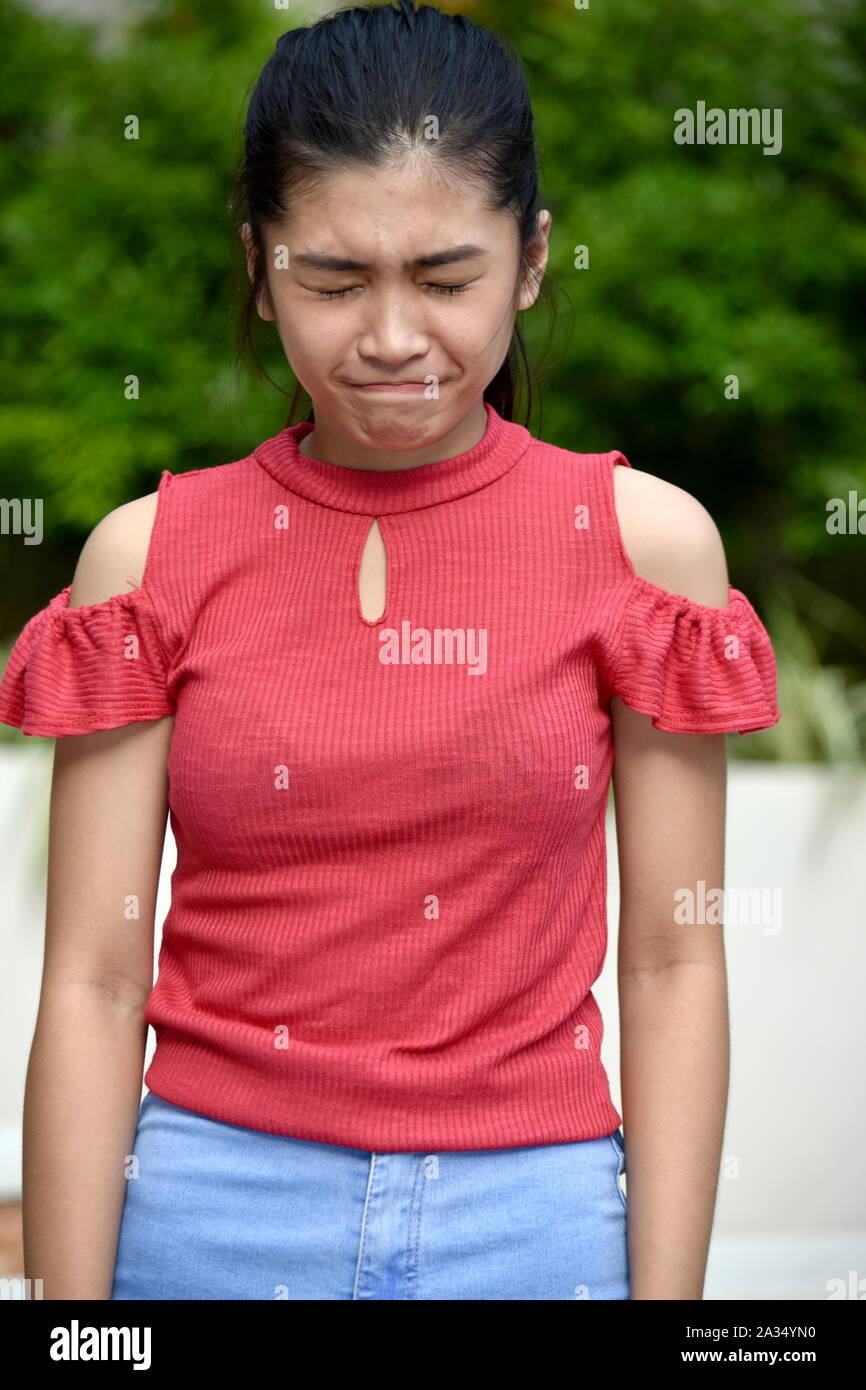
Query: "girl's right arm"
21 492 173 1300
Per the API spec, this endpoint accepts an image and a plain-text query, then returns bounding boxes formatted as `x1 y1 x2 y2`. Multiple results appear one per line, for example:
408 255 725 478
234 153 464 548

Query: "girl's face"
243 155 550 459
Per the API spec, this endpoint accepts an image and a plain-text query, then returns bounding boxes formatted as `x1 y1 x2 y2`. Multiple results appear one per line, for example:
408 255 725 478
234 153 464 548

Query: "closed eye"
312 282 473 300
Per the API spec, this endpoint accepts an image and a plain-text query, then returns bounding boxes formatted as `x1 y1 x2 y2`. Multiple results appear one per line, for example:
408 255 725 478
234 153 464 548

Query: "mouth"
345 381 439 393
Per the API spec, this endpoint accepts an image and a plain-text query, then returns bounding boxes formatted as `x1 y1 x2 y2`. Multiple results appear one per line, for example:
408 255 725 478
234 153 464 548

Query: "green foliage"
1 0 864 759
491 0 866 576
0 0 282 525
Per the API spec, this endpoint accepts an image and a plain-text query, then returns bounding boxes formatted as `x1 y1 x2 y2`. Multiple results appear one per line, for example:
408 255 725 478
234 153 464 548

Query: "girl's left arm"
611 702 728 1299
610 464 735 1300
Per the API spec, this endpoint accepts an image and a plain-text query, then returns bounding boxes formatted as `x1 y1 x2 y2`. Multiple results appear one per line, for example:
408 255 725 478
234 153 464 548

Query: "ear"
240 222 276 323
517 209 551 312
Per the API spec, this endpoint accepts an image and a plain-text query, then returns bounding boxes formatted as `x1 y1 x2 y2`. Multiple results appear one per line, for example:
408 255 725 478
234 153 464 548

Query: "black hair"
229 0 559 428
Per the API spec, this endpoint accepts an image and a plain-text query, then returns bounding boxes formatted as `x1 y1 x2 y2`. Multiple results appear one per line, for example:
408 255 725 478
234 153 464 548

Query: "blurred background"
0 0 864 1299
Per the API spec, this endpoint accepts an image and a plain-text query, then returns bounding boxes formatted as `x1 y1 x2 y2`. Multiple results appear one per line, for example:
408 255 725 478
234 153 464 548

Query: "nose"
356 287 431 367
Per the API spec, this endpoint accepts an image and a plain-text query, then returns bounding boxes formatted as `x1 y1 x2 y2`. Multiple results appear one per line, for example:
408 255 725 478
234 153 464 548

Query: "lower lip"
350 382 431 393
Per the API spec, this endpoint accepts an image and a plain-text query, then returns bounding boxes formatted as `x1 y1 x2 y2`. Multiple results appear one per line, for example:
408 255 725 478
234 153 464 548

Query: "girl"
0 1 779 1301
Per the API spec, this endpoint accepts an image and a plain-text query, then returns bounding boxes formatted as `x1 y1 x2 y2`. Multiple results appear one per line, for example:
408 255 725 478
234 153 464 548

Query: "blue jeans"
111 1092 629 1300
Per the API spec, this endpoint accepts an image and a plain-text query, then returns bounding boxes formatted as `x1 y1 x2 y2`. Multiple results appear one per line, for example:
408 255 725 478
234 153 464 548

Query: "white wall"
599 762 866 1299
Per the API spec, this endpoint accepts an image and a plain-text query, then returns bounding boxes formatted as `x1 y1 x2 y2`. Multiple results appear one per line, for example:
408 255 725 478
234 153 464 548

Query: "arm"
610 464 731 1301
22 492 172 1301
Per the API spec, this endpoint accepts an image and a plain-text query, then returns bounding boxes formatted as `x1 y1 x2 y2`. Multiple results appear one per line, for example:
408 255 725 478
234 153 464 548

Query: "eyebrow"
291 244 487 272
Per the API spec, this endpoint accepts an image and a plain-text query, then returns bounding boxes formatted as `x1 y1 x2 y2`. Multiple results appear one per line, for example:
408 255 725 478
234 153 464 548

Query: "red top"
0 405 780 1150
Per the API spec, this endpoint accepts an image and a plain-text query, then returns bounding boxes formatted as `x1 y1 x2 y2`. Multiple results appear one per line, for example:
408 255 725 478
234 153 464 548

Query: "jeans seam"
353 1153 378 1300
403 1155 425 1300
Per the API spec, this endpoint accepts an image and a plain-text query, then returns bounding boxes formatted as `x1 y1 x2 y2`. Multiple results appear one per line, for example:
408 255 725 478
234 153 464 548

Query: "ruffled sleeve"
605 573 780 735
0 584 175 737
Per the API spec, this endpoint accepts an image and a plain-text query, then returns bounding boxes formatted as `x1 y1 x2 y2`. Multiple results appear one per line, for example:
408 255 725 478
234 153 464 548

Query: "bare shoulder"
69 491 160 609
611 461 730 606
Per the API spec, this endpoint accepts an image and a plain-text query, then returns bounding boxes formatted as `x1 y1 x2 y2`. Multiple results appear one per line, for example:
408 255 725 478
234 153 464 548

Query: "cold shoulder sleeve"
0 582 175 737
604 571 780 735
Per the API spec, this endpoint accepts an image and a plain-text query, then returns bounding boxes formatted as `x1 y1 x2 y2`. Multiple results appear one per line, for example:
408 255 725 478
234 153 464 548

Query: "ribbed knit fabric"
0 404 780 1151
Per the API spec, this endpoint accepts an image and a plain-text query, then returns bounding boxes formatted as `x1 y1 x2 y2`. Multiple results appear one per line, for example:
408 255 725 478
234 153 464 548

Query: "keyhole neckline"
252 402 532 516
